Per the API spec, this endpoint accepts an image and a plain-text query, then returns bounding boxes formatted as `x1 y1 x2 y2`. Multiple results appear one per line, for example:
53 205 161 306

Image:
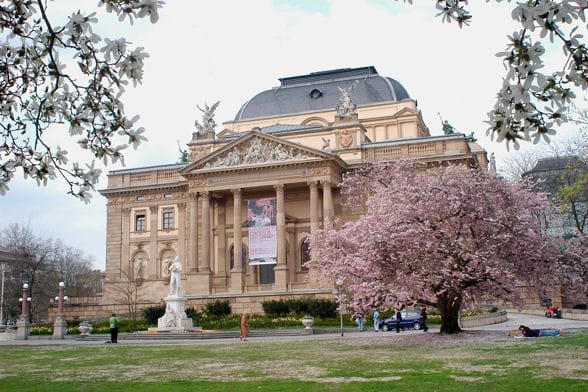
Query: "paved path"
1 312 586 346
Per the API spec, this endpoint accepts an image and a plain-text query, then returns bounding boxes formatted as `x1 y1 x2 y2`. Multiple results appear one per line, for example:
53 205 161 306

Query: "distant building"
523 155 588 237
73 66 490 318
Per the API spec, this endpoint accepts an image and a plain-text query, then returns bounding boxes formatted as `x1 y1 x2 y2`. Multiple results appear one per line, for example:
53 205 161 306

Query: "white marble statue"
168 256 182 296
336 81 358 116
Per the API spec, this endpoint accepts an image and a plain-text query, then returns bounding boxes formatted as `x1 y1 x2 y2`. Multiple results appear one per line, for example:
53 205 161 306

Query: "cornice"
100 182 188 198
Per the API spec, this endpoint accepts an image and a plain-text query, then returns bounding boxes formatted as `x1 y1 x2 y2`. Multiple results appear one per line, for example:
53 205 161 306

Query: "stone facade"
71 67 489 319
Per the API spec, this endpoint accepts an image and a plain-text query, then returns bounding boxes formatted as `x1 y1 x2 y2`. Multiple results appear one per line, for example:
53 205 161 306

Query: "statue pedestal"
155 295 194 331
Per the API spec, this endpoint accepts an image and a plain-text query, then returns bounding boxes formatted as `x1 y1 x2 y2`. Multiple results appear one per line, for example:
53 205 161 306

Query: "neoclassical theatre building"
91 66 489 316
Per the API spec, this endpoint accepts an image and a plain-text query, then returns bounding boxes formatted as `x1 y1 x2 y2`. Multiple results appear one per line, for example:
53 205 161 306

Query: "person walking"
240 313 250 341
109 313 120 343
421 308 429 332
355 314 365 332
373 309 380 332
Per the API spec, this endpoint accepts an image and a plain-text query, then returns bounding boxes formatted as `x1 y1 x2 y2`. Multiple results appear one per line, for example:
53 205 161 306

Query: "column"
148 205 158 279
188 193 198 272
232 189 243 272
308 181 320 286
121 208 131 281
201 191 211 272
309 181 320 234
322 181 334 229
274 184 288 290
177 203 187 273
230 188 244 293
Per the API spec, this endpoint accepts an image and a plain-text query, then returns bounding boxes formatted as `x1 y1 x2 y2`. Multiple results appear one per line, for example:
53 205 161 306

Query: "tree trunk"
437 289 463 334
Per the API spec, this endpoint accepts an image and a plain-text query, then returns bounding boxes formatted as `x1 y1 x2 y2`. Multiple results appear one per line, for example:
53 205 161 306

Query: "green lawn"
1 330 587 391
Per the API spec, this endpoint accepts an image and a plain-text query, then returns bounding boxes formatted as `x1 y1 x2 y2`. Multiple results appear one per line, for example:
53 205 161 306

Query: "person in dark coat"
421 308 429 332
395 309 402 333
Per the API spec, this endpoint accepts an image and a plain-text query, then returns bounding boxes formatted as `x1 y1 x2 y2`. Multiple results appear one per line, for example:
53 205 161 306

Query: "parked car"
379 311 423 331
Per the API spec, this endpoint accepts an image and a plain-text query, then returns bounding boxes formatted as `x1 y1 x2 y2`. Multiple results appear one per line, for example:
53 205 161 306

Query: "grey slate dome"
234 66 410 121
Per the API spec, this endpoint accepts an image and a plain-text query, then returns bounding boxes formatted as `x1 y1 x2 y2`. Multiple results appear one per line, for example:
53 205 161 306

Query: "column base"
16 316 30 340
229 269 244 293
274 265 289 291
53 315 68 339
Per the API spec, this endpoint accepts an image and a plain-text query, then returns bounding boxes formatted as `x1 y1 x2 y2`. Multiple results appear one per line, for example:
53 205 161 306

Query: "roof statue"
335 81 358 116
177 141 189 163
195 101 220 136
438 113 457 135
489 153 497 174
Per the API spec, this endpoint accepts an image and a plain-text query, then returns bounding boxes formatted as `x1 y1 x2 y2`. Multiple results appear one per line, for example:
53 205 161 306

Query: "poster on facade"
248 197 277 265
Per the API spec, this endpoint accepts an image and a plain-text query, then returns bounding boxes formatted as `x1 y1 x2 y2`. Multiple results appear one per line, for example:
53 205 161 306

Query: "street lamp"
16 283 31 340
333 280 345 337
0 263 5 327
53 281 68 339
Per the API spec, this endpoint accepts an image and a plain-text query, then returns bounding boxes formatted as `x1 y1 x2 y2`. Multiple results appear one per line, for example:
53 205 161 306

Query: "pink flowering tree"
311 161 585 334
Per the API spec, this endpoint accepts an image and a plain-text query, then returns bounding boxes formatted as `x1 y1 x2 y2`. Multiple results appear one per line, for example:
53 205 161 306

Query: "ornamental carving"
339 129 353 149
308 167 330 176
189 179 208 189
204 136 312 168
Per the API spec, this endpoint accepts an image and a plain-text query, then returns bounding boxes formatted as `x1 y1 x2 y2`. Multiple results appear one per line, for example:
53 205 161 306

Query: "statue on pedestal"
168 256 182 296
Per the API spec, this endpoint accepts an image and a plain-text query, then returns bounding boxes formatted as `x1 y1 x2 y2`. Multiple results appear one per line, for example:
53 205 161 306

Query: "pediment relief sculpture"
204 137 313 169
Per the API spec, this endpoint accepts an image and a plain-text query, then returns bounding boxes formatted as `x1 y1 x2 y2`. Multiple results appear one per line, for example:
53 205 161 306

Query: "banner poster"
248 197 277 265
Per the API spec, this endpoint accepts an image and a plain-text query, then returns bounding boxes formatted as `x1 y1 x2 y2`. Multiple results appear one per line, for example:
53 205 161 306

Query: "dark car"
379 311 423 331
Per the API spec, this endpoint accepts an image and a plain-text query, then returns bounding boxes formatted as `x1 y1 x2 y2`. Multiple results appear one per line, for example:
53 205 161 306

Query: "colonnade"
185 179 335 293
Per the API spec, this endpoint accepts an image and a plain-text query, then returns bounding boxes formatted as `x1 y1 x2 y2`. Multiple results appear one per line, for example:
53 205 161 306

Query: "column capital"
188 192 199 200
231 188 242 197
200 190 210 199
307 180 318 189
177 202 186 211
122 207 132 216
273 183 284 193
321 180 332 188
149 205 158 214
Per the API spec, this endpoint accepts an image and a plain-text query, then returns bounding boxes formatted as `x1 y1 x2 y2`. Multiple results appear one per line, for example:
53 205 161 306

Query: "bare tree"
0 223 101 322
110 267 149 325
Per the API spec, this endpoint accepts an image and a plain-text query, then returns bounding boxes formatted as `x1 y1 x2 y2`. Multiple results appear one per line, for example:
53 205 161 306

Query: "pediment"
181 131 335 174
391 107 418 118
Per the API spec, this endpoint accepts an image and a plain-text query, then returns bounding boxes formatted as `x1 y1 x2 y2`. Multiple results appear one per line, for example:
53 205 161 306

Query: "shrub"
262 300 291 316
143 306 165 325
205 300 231 317
307 299 337 318
261 299 337 318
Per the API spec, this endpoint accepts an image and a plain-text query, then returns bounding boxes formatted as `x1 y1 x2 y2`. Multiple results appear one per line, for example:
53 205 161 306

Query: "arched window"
300 239 311 271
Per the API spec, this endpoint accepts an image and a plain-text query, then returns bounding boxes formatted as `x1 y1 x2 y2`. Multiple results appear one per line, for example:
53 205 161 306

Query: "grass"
0 330 587 391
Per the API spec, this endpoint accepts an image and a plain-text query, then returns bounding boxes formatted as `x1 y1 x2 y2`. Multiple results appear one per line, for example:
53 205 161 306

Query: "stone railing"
459 310 507 328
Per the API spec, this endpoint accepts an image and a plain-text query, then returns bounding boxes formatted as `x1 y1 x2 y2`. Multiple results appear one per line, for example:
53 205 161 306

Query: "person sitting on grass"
518 325 561 337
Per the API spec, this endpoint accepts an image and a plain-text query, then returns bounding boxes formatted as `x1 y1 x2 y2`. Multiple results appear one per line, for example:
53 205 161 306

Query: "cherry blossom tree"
311 161 586 334
0 0 163 201
406 0 587 149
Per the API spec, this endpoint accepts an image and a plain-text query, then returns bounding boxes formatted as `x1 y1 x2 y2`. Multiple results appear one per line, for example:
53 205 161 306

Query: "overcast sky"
0 1 581 270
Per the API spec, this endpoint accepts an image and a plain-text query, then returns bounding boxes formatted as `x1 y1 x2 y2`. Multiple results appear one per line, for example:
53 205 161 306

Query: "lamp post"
16 283 31 340
0 263 5 327
53 282 68 339
333 281 345 337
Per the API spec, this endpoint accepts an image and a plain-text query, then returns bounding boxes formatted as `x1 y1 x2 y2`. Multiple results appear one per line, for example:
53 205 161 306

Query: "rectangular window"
135 214 146 231
136 195 145 202
163 193 173 200
163 210 174 229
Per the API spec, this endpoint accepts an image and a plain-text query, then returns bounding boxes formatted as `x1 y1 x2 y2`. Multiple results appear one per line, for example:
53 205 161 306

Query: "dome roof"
234 66 410 121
